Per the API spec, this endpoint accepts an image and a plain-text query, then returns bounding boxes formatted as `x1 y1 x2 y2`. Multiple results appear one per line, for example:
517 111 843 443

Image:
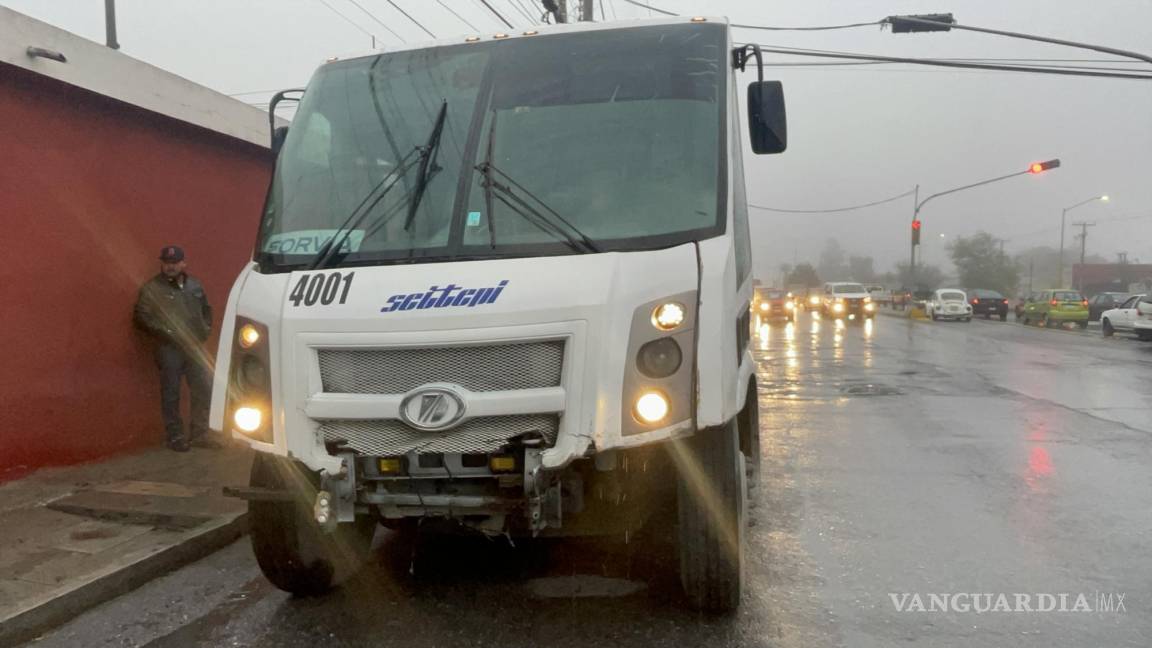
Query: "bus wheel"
248 454 375 596
675 420 746 613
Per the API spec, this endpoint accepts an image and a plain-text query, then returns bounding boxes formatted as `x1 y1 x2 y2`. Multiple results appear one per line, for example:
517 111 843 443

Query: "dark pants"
155 343 211 443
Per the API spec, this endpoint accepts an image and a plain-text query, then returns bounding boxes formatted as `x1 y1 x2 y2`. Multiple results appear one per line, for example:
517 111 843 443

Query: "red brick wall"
0 65 270 481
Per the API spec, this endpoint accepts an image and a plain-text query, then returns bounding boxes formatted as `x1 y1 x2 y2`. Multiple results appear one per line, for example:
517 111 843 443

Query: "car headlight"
759 302 770 312
833 302 845 313
636 338 683 378
785 301 794 310
865 302 875 312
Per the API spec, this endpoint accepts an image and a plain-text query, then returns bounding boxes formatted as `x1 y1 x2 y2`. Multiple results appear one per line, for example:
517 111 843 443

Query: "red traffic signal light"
1028 159 1061 174
911 219 921 245
911 219 921 230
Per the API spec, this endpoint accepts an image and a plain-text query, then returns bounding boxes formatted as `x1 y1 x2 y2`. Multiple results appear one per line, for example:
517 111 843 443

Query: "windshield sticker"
264 230 365 254
381 280 509 313
466 211 482 227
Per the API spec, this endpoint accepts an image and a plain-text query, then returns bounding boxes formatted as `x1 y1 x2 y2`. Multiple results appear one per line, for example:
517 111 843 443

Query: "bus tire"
676 419 746 613
248 454 375 597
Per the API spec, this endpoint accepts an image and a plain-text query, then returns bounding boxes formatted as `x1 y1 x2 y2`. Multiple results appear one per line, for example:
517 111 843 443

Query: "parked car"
821 282 875 320
927 289 973 321
1019 289 1089 328
1130 302 1152 341
1101 294 1149 337
753 287 796 322
1087 292 1130 322
968 288 1009 320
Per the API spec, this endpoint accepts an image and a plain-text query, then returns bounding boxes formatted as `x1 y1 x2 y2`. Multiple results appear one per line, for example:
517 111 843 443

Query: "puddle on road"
839 383 902 397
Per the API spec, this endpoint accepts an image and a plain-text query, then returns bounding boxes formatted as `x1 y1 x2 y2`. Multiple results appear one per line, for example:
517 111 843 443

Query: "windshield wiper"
403 100 448 231
310 104 449 270
475 161 602 254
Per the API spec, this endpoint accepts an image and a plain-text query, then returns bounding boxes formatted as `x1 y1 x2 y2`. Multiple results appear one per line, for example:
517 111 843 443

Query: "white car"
1105 294 1152 340
927 289 973 322
821 282 876 319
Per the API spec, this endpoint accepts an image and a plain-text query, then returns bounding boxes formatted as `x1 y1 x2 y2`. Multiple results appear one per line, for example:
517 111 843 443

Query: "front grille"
318 341 564 394
320 415 559 455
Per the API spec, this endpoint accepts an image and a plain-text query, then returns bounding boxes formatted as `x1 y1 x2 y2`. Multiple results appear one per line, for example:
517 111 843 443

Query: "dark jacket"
134 273 212 348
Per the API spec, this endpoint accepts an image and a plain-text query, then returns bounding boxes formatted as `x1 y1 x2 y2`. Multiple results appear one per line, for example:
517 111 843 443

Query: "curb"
0 512 248 648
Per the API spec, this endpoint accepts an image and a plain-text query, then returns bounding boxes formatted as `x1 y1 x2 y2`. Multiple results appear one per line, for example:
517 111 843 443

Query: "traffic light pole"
909 160 1059 289
909 184 919 287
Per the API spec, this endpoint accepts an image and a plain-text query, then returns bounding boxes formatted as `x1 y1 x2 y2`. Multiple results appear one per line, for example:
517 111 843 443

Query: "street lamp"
1058 195 1108 286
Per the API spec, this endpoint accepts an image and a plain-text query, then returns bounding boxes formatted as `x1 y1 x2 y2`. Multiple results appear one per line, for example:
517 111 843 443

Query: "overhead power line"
437 0 480 31
314 0 380 42
743 44 1152 80
750 189 916 214
344 0 407 42
621 0 883 30
507 0 538 24
733 20 882 32
477 0 517 28
384 0 437 38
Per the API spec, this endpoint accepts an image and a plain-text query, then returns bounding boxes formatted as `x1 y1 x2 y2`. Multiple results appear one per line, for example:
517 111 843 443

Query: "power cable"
477 0 516 28
344 0 407 41
437 0 480 31
743 44 1152 80
620 0 671 15
750 189 916 214
507 0 538 24
314 0 380 42
384 0 437 38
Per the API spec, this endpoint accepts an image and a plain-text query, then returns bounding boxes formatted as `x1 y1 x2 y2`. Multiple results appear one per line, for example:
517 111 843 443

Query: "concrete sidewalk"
0 443 252 647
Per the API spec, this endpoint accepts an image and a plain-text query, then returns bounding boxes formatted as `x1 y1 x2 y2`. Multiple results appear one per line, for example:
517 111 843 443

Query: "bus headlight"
238 324 261 349
634 391 670 424
234 407 263 433
652 302 686 330
227 317 272 442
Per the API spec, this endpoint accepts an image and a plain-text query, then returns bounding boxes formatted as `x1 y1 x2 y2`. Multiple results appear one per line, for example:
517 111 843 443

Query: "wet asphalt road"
30 312 1152 647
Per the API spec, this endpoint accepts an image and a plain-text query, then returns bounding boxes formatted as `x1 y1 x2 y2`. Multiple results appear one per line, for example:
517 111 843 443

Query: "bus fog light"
637 338 683 378
234 407 262 433
635 391 670 424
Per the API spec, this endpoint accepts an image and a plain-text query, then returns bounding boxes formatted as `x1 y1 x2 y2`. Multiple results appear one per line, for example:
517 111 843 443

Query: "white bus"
211 16 786 611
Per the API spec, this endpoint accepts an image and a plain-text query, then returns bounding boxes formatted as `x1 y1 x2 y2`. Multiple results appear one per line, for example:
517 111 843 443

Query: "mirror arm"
267 88 306 140
731 44 764 83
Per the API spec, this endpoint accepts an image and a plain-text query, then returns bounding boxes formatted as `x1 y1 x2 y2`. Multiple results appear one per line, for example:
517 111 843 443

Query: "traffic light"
1028 159 1061 174
911 219 922 245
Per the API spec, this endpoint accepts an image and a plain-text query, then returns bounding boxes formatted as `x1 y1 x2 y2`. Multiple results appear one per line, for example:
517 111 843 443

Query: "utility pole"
104 0 120 49
1072 221 1096 289
1073 221 1096 266
580 0 594 21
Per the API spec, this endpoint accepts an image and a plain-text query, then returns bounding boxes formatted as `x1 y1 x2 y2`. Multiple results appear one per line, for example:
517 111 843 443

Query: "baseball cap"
159 245 185 262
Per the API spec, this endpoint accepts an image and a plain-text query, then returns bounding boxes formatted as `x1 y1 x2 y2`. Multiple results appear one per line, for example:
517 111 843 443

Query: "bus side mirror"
747 81 786 154
271 126 289 156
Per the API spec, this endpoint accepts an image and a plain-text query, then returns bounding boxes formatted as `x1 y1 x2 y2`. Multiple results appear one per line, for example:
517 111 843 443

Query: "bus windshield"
257 23 726 270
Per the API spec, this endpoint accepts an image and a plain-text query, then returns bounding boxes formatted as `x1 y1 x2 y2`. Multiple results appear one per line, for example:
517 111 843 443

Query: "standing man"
134 246 216 451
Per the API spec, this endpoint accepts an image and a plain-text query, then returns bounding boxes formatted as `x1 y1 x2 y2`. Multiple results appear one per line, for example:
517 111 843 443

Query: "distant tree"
949 232 1019 295
894 262 946 291
848 256 876 283
817 238 848 280
786 263 821 287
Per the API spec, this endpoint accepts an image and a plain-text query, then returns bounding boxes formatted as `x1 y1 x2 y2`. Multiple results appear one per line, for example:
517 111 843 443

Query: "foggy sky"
6 0 1150 280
